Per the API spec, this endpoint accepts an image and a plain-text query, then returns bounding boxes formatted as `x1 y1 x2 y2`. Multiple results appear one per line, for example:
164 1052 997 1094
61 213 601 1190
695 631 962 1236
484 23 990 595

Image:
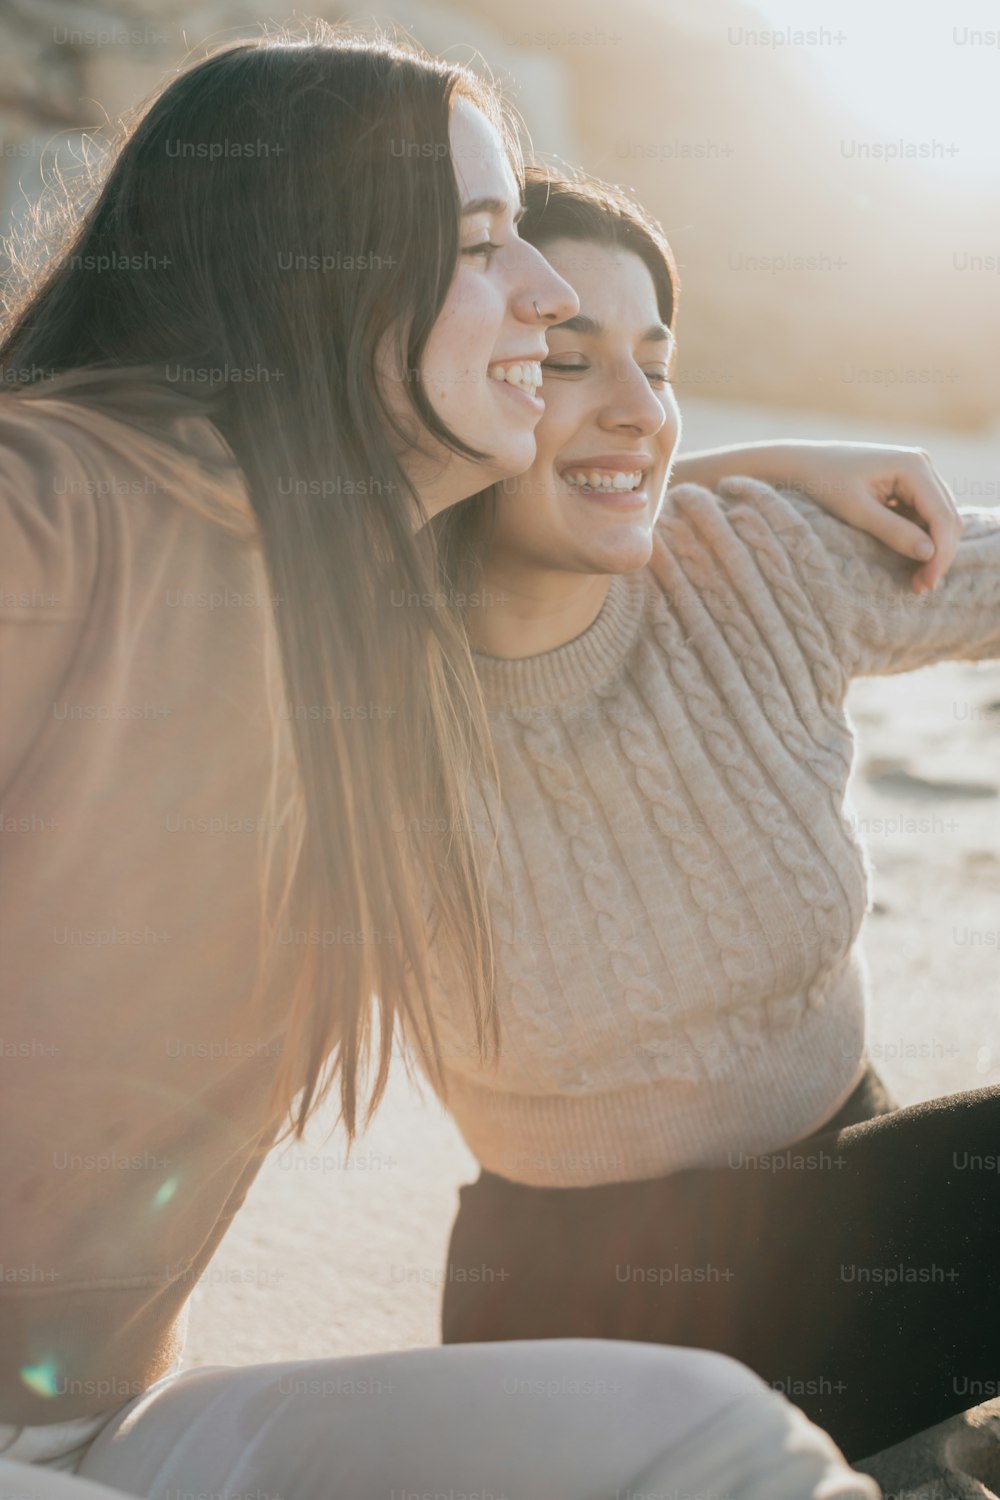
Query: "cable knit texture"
409 478 1000 1186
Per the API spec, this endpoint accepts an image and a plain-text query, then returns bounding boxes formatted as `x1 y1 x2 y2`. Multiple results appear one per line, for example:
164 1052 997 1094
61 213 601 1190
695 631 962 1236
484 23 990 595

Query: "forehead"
448 96 520 211
543 239 668 335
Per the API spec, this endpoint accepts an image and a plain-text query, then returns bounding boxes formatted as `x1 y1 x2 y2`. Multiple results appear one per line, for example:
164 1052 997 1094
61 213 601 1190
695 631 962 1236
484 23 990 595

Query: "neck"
468 558 611 659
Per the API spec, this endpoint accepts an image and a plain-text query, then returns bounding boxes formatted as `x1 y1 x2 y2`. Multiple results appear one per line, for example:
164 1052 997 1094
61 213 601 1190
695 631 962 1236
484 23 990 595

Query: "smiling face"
388 98 578 519
484 237 681 574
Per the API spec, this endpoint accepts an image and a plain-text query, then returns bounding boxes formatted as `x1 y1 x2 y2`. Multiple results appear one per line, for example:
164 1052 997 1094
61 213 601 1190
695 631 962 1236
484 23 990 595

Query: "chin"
500 439 540 481
579 526 655 575
479 428 540 486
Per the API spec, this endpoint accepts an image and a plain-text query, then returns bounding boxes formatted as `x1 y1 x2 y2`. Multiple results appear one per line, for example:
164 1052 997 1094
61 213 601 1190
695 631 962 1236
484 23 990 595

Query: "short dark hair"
519 162 677 328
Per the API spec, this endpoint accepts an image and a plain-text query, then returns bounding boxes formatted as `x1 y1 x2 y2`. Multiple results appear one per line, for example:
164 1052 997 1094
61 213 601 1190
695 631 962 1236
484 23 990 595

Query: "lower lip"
491 377 544 415
560 475 650 510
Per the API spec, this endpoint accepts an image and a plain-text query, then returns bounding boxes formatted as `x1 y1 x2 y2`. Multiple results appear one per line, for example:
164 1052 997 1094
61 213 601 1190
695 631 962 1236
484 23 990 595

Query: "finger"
887 467 963 590
842 486 941 566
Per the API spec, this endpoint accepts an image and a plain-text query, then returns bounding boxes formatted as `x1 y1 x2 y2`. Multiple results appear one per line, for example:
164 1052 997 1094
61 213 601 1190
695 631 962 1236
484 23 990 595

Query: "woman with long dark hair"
416 164 1000 1465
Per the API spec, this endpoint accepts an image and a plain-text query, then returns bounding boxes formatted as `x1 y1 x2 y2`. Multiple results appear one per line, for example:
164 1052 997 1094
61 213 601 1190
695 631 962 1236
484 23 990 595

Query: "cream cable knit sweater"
409 478 1000 1187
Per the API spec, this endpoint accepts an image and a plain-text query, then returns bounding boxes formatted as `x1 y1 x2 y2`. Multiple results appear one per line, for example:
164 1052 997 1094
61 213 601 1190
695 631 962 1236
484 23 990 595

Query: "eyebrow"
552 313 674 345
461 196 527 225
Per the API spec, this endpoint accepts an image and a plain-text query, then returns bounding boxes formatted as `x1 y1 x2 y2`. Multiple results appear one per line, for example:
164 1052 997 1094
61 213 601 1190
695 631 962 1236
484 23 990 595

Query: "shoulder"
654 474 1000 678
0 386 251 618
652 475 845 607
657 474 833 548
0 395 103 621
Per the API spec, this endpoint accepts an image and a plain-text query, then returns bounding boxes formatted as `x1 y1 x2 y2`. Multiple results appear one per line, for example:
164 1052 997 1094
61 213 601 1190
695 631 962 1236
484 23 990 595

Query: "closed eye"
463 242 502 262
544 361 672 387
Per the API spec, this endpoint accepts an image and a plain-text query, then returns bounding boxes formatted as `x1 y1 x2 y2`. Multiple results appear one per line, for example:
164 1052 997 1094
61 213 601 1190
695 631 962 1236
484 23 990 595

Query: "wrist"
673 441 808 491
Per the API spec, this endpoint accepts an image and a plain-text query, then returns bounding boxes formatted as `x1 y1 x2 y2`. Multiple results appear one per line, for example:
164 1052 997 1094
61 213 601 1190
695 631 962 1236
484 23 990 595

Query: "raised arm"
694 475 1000 679
672 440 962 594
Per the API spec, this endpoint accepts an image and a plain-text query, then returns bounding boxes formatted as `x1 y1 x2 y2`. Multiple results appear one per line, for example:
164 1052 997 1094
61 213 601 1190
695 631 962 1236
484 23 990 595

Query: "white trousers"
0 1341 880 1500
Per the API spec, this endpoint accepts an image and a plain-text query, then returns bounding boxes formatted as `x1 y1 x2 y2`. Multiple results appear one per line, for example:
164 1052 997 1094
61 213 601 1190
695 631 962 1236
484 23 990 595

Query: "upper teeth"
489 361 542 393
563 470 644 492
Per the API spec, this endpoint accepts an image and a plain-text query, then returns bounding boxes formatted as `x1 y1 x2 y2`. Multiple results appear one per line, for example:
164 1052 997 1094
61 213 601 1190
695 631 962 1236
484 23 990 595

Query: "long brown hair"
0 22 516 1141
436 162 679 591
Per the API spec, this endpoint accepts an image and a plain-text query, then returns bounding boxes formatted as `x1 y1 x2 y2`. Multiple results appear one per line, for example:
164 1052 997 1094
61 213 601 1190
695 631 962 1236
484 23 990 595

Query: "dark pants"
442 1067 1000 1462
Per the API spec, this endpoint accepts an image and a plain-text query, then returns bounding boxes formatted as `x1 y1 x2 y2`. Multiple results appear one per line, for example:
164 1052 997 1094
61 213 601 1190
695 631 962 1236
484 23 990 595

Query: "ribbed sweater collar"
473 567 651 711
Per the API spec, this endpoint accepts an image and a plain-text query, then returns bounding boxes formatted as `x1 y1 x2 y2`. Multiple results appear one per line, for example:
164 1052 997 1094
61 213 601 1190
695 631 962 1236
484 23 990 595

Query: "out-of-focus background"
2 1 997 1489
3 0 1000 428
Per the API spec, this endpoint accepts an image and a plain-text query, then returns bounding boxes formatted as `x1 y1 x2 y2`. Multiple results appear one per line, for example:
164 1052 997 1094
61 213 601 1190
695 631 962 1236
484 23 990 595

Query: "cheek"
428 271 501 379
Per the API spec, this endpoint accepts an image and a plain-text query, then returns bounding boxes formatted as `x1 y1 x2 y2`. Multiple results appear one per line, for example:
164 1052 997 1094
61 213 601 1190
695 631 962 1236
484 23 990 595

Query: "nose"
511 240 578 325
600 361 670 439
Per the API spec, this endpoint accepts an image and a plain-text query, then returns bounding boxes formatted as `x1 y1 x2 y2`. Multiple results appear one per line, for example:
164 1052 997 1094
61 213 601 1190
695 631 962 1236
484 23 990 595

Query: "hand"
672 440 965 595
785 443 964 595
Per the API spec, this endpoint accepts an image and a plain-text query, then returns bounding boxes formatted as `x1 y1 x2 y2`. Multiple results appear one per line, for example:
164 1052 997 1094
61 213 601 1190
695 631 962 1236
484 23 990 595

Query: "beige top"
411 478 1000 1186
0 382 298 1426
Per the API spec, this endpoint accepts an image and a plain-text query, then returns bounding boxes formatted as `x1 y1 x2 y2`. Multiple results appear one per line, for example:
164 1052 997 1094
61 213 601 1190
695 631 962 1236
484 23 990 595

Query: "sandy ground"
183 398 999 1491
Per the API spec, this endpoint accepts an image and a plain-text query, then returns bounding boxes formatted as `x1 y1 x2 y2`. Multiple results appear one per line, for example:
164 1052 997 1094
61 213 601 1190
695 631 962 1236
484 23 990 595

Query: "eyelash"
463 242 501 262
543 362 674 387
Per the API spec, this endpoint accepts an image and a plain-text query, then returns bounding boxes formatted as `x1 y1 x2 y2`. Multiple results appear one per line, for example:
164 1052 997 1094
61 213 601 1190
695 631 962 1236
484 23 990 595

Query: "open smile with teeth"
488 360 543 396
563 469 646 493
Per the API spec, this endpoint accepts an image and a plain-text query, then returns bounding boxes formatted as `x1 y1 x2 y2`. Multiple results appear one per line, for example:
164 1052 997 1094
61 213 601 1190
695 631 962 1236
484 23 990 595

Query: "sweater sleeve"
718 477 1000 679
0 400 99 792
